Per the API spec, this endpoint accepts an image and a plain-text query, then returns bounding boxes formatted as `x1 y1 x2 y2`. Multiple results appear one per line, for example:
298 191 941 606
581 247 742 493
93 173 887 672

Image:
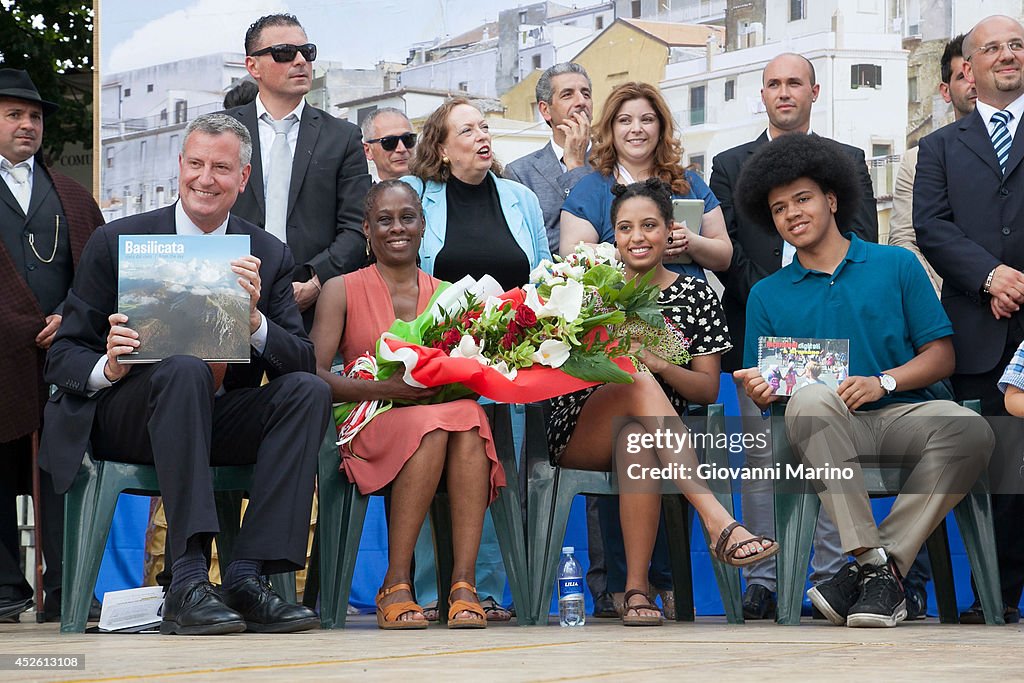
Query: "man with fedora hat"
0 68 103 623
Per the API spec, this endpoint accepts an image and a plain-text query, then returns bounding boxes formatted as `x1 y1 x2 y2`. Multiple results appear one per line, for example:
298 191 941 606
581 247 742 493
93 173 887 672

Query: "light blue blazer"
400 172 551 276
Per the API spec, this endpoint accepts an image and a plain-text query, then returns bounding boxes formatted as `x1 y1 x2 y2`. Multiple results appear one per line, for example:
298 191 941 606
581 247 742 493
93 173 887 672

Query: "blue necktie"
991 110 1012 174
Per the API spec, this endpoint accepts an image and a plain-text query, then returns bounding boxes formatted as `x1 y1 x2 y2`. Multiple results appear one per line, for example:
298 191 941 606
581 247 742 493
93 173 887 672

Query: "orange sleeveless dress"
336 265 506 501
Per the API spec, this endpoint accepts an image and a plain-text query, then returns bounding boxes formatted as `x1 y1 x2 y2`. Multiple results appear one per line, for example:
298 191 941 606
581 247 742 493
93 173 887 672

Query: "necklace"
27 215 60 264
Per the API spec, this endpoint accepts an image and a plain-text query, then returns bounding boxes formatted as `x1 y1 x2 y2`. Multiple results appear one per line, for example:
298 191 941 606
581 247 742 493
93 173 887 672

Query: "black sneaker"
846 563 907 628
807 561 862 625
742 584 776 620
904 583 927 620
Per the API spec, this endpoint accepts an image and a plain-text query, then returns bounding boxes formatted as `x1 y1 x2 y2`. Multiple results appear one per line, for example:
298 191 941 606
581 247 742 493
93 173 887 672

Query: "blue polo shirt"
743 234 953 409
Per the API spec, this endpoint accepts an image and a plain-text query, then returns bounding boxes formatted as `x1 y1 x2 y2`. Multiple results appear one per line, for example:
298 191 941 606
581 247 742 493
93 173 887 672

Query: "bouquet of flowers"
334 244 665 448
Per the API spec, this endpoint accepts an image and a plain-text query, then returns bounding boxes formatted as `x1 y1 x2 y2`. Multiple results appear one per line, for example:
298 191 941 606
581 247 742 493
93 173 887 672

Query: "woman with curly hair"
550 178 776 626
559 82 732 279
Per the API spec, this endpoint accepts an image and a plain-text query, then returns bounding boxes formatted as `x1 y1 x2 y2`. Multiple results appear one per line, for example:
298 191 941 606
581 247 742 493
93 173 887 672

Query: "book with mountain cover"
117 234 251 363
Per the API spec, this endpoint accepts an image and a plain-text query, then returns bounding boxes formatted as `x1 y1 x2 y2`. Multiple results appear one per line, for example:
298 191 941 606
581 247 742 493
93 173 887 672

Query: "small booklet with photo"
757 336 850 397
117 234 251 363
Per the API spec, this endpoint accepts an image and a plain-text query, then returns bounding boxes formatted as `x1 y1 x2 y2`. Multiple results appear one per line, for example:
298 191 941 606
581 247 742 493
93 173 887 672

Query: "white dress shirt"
1 154 34 213
255 95 305 195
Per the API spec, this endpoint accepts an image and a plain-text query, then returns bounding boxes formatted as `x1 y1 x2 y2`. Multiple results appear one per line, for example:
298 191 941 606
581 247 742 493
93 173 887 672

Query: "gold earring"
365 240 371 257
441 155 450 165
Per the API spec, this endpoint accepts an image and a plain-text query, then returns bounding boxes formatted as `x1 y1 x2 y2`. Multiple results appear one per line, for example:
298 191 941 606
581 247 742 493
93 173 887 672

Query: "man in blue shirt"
734 134 993 627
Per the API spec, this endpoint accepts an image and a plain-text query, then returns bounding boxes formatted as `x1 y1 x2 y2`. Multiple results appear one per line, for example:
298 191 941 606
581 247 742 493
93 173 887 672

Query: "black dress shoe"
0 597 33 622
959 600 1021 624
742 584 776 620
219 576 319 633
592 591 618 618
160 580 246 635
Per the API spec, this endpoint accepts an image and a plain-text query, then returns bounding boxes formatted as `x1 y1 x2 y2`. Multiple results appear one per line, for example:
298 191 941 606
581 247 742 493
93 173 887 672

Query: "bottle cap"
562 546 574 554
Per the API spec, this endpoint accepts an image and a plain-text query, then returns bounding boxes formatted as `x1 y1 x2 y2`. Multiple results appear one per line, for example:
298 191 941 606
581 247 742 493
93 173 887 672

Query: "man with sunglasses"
362 108 416 182
227 13 370 328
915 14 1024 624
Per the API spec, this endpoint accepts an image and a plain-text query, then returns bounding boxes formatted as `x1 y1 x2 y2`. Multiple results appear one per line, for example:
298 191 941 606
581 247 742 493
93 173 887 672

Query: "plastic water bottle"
557 546 585 627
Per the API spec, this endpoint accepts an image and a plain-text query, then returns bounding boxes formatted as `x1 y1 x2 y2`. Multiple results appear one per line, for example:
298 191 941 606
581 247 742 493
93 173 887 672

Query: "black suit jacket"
914 109 1024 375
710 131 879 371
225 101 371 283
39 205 314 492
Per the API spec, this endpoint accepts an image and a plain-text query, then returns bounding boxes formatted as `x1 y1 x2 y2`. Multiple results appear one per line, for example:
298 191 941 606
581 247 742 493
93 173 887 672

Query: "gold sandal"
447 581 487 629
376 583 428 630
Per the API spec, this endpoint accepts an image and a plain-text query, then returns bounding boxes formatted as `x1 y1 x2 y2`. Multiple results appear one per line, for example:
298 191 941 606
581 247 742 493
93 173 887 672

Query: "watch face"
880 374 897 392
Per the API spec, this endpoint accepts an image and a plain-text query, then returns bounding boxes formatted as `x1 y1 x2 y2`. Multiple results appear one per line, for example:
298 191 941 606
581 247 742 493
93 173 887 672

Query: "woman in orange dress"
310 180 505 630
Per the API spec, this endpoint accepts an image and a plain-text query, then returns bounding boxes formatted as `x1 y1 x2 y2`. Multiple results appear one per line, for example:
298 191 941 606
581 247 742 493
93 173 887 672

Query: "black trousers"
0 435 63 609
952 317 1024 608
90 355 330 576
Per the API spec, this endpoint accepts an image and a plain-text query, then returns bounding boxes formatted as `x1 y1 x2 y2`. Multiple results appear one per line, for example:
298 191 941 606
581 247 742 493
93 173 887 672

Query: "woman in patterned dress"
547 179 777 626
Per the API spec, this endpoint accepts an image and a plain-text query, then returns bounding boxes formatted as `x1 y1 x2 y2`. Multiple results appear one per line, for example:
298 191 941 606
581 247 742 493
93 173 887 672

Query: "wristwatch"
875 373 897 395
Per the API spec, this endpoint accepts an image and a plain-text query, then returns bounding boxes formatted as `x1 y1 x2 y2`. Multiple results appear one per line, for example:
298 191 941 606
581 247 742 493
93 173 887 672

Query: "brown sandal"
447 581 487 629
622 589 663 626
376 583 428 630
713 521 779 567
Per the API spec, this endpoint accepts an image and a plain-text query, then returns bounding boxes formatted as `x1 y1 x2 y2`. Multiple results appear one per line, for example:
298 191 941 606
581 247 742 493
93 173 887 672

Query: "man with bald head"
709 52 878 620
362 108 416 181
915 14 1024 624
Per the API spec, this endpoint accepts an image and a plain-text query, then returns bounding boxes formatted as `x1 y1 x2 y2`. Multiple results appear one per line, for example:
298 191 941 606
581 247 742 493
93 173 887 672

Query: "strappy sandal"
713 521 779 567
447 581 487 629
622 589 663 626
376 583 428 630
479 595 512 622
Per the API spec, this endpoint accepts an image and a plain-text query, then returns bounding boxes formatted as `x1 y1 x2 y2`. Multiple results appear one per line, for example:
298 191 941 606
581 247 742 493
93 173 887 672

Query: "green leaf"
560 352 634 384
583 264 624 290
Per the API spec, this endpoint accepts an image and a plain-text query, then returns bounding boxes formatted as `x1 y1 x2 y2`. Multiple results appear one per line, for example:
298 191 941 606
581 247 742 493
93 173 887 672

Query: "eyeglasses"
366 133 417 151
968 39 1024 60
248 43 317 63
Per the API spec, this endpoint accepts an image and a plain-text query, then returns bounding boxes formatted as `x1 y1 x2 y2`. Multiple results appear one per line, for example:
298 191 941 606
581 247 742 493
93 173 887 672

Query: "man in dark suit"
709 53 878 620
915 14 1024 624
40 113 331 635
226 13 371 326
0 69 103 623
505 62 593 254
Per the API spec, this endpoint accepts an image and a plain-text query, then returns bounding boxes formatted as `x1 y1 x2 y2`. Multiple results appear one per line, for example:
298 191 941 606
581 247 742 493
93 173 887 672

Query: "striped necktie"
990 110 1012 174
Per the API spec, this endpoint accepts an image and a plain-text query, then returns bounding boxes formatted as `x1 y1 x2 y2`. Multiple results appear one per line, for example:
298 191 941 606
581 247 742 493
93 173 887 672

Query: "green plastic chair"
316 403 529 628
770 400 1005 625
61 452 296 633
524 403 745 625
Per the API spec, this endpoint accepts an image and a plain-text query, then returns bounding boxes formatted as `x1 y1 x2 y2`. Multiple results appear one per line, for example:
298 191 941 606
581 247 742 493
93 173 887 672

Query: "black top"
434 173 529 291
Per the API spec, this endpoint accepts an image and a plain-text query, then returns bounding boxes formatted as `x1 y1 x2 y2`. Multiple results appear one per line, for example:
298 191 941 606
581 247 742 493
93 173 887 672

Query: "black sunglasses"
248 43 317 63
366 133 417 151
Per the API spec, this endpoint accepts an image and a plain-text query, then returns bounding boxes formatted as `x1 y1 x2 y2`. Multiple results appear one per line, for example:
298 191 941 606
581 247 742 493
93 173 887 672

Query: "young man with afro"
733 133 994 628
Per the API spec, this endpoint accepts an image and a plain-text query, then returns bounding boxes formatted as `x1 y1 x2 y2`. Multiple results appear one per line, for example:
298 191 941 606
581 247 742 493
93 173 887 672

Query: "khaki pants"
784 384 993 576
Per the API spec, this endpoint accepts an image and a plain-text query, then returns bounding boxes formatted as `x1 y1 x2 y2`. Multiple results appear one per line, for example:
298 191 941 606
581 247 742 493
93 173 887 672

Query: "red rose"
514 304 537 328
463 309 482 321
500 331 518 349
441 328 462 351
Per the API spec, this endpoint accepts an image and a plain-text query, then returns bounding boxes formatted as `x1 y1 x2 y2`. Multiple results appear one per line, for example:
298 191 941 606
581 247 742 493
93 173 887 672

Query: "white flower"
550 261 585 280
429 274 503 322
489 360 518 381
529 259 555 284
592 242 619 264
524 279 584 322
449 334 486 362
545 279 585 322
531 339 571 368
483 296 507 315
